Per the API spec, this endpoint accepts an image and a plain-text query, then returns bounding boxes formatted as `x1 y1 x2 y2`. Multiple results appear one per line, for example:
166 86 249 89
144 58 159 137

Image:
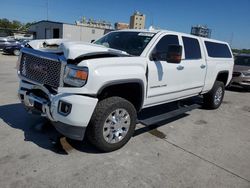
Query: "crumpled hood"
28 39 128 59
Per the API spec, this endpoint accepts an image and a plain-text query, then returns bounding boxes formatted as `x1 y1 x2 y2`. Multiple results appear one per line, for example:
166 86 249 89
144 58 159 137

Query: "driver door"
144 34 185 107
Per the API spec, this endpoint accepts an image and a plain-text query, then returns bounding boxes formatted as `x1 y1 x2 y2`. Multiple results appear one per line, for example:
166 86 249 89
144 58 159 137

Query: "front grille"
233 72 241 77
20 53 62 88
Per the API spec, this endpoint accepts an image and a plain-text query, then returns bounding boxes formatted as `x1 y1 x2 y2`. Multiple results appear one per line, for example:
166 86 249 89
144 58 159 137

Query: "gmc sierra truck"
17 29 234 151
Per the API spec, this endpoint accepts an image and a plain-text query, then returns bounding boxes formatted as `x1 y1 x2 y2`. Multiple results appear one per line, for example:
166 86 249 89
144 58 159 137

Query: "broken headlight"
63 65 88 87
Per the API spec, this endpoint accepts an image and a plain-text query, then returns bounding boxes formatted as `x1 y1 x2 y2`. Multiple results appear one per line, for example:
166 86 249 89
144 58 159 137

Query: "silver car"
230 54 250 90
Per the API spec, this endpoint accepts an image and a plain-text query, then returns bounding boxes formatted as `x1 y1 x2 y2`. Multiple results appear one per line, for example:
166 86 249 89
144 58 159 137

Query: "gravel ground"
0 53 250 188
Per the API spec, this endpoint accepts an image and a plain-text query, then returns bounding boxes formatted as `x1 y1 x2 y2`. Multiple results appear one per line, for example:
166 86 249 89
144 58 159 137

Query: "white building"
29 20 113 42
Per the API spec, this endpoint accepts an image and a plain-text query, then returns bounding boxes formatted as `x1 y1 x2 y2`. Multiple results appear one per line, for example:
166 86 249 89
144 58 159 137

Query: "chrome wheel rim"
14 50 20 56
214 87 223 105
103 108 131 144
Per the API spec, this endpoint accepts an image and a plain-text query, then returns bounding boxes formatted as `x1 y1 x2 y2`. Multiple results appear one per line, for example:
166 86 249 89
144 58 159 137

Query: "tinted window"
152 35 179 61
205 41 232 58
182 36 201 59
95 32 155 56
235 56 250 66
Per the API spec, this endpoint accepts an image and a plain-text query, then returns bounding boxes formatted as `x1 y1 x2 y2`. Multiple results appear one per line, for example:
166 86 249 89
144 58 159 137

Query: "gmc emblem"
31 64 48 74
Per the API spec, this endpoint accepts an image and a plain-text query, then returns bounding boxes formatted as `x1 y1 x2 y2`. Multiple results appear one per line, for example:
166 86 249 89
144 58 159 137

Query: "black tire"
243 86 250 92
86 97 137 152
203 81 225 109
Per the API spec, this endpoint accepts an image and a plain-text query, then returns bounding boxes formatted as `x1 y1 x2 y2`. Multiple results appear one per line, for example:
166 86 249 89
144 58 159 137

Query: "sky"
0 0 249 49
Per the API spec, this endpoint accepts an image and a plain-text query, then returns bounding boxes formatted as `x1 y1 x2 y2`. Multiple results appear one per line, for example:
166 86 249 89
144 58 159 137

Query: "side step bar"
138 103 200 126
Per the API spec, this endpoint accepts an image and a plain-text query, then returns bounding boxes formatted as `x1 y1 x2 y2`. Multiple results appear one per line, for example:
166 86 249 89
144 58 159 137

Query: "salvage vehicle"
17 30 234 151
230 54 250 90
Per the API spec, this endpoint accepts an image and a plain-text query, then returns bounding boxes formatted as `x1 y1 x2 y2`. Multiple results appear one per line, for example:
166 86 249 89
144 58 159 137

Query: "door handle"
200 64 206 69
177 65 184 70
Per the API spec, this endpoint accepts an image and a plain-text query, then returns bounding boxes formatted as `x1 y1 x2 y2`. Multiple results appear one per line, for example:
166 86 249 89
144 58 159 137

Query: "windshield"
235 56 250 66
94 31 155 56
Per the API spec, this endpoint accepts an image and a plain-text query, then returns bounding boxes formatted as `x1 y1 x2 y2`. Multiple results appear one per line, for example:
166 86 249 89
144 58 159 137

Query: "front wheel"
203 81 225 109
13 49 20 56
87 97 137 152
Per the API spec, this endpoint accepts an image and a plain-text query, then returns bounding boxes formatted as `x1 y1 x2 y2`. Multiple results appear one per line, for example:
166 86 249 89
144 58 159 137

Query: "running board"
138 104 200 126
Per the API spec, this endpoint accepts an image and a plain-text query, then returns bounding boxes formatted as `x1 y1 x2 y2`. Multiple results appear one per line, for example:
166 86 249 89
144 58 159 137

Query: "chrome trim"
19 48 67 88
59 55 67 87
177 65 184 70
148 85 203 98
18 85 55 121
145 93 197 107
21 47 60 62
200 64 206 69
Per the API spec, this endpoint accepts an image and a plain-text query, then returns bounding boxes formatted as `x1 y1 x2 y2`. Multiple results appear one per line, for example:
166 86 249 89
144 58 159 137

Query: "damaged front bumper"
18 80 98 140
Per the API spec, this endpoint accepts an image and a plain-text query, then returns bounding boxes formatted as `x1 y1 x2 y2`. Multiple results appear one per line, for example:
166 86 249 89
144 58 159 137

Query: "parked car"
3 40 29 56
230 54 250 90
17 30 233 152
0 37 19 50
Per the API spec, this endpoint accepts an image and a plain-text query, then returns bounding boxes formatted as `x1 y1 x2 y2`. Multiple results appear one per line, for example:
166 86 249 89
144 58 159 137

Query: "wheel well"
216 71 229 86
97 82 144 112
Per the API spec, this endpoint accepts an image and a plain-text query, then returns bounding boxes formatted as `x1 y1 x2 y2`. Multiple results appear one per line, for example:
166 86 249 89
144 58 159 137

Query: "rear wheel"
87 97 136 152
203 81 225 109
13 49 20 56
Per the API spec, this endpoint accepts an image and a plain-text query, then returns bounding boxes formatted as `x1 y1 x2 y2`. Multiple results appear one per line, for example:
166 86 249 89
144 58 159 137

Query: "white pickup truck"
17 29 234 151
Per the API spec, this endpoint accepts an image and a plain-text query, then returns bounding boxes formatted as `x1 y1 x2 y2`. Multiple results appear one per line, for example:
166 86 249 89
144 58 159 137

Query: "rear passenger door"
178 36 206 96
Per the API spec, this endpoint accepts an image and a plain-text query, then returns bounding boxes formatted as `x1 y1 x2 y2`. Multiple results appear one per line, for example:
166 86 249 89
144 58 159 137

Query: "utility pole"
46 0 49 20
229 32 234 48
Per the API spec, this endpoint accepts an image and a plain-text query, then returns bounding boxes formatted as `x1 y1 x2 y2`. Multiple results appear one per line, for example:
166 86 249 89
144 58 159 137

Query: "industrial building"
114 22 129 30
129 11 146 29
28 20 113 42
191 25 211 38
75 17 112 29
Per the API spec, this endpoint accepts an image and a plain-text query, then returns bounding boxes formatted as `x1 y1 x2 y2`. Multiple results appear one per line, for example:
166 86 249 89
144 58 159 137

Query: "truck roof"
112 29 230 45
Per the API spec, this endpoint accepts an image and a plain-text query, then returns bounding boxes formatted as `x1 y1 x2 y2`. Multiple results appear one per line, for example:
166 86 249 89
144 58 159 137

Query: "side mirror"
90 39 95 43
166 45 182 63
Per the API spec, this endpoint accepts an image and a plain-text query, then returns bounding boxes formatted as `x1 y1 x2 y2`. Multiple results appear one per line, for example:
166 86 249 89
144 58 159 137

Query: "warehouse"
28 20 113 42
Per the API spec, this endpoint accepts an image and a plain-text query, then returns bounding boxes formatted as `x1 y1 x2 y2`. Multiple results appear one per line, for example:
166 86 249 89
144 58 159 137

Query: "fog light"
58 101 72 116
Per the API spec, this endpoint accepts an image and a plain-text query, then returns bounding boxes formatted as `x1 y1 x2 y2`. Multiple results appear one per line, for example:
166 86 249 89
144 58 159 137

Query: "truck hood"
28 39 128 59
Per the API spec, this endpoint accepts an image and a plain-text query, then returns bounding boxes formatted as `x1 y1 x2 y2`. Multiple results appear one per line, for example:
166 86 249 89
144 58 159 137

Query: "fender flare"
97 79 145 111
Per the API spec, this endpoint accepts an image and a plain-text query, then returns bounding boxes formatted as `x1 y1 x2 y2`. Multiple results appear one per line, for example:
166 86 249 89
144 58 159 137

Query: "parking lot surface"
0 53 250 188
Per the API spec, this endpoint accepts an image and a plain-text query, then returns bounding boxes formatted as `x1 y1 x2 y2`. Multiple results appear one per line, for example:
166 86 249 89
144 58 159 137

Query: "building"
191 25 211 38
76 17 113 30
0 28 33 39
114 22 129 30
129 11 146 29
28 20 113 42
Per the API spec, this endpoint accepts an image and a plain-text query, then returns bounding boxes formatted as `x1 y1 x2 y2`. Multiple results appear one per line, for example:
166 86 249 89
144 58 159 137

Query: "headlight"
242 72 250 77
63 66 88 87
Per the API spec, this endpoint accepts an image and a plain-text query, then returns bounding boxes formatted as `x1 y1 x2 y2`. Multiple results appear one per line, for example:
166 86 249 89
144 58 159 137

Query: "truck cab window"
182 36 201 59
151 35 179 61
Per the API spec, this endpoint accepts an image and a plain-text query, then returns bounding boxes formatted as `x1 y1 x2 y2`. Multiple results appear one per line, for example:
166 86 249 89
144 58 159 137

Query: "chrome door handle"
177 65 184 70
200 64 206 69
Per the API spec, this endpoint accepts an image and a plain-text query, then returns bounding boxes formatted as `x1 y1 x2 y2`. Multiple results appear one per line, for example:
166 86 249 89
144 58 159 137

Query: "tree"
0 18 36 31
232 49 250 54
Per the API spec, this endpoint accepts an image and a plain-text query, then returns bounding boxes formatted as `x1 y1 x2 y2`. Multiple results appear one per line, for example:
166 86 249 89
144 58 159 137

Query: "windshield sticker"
138 33 154 37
